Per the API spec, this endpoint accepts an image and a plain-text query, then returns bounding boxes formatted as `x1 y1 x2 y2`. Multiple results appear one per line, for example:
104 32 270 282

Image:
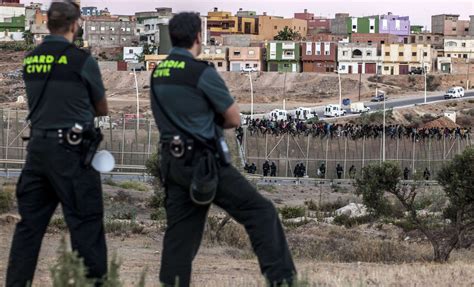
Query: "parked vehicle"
294 107 316 120
409 67 425 75
268 109 288 121
371 91 387 102
444 87 465 99
95 116 117 130
350 102 371 114
241 66 257 73
324 105 346 117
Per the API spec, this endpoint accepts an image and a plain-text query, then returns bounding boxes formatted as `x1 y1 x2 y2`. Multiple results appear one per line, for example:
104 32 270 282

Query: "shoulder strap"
26 43 74 122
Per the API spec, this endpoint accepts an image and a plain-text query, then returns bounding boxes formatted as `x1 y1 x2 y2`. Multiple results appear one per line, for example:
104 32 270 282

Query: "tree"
22 30 34 45
136 43 157 63
355 148 474 262
274 27 302 41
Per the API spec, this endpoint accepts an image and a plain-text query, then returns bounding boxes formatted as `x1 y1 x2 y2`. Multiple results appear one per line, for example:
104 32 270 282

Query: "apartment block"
337 43 381 74
228 46 264 72
351 33 400 48
0 3 25 42
381 44 432 75
379 12 410 42
207 8 258 37
83 17 139 48
347 16 379 34
265 41 301 72
197 46 229 72
408 33 444 49
432 14 470 36
470 16 474 36
294 9 331 35
443 38 474 60
331 13 350 35
301 42 337 73
256 14 307 41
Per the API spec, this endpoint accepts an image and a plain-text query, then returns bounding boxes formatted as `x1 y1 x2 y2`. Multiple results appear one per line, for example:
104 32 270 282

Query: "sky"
25 0 474 28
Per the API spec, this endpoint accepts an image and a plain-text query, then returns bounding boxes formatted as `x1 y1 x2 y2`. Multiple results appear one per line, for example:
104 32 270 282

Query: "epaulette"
195 59 215 68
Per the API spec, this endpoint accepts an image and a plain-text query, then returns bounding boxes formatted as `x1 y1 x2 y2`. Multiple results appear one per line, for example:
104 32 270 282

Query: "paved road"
252 91 474 120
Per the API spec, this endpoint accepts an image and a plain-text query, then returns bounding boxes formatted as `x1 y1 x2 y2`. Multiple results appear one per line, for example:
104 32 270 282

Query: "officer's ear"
196 32 202 46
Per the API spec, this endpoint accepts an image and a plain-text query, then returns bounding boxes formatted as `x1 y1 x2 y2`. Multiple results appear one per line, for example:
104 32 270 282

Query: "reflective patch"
153 59 186 78
23 54 69 74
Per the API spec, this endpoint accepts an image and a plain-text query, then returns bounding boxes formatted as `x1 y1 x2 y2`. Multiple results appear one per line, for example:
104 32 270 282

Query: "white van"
294 107 315 120
444 87 465 99
268 109 288 121
324 105 346 117
350 102 371 113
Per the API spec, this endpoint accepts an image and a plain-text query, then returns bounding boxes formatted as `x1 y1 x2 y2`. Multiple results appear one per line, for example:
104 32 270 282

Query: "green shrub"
103 177 118 187
51 237 94 287
278 206 306 219
150 208 166 221
0 185 14 213
117 181 148 192
104 219 145 236
333 214 374 228
109 204 137 220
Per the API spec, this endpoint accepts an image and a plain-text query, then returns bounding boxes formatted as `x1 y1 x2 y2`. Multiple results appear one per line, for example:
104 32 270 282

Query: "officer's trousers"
159 152 296 287
6 137 107 287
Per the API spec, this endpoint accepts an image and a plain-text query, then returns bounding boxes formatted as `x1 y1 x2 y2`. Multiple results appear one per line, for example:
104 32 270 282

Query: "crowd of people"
242 119 471 141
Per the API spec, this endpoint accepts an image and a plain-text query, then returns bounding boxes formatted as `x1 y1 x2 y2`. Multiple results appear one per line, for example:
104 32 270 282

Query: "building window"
341 65 346 70
368 41 373 45
110 27 115 31
218 62 223 67
110 37 115 41
274 26 277 30
100 37 105 40
126 28 131 32
447 54 451 57
423 52 428 57
427 36 431 40
384 66 390 71
129 49 133 53
233 51 241 56
122 38 127 42
412 52 417 56
399 52 404 56
385 52 390 56
452 27 456 31
462 43 466 47
216 49 222 54
370 25 374 30
283 64 290 68
342 51 348 56
366 51 372 56
352 25 356 29
248 50 255 55
284 51 294 57
100 27 105 31
418 36 423 41
381 41 385 44
204 49 210 54
253 64 258 68
90 26 96 31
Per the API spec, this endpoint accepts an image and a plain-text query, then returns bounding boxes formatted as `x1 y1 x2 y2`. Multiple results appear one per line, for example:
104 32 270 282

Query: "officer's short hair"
169 12 202 49
47 1 81 34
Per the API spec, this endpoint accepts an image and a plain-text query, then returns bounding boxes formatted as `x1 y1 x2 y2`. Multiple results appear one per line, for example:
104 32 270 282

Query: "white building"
444 37 474 60
123 47 144 63
337 43 381 74
142 17 169 45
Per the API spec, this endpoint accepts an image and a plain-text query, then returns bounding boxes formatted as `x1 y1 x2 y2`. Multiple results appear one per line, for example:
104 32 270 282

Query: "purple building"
379 12 410 43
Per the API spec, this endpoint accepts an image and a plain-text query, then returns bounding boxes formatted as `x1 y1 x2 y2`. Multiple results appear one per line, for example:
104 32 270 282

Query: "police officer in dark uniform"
151 12 296 287
6 2 108 286
270 162 277 177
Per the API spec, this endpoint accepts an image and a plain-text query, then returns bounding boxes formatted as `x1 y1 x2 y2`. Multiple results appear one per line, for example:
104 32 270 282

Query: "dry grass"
196 262 474 287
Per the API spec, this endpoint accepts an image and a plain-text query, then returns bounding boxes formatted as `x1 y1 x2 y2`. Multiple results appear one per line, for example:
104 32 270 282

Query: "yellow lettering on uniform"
46 55 55 64
32 55 39 64
58 56 68 64
39 55 46 64
26 65 33 74
177 62 185 69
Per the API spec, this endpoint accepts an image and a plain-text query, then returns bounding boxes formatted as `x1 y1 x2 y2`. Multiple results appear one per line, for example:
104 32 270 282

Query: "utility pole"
467 50 472 90
358 71 362 102
422 48 427 104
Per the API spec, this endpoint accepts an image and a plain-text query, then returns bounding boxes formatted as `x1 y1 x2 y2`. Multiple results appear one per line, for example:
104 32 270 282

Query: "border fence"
1 108 472 180
0 109 160 174
241 127 473 179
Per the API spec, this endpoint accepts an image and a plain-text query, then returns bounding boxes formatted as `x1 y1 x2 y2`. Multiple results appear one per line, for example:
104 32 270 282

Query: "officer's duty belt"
31 128 69 139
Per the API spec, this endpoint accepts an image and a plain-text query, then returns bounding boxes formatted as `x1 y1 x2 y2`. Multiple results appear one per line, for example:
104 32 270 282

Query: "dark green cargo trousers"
159 150 296 286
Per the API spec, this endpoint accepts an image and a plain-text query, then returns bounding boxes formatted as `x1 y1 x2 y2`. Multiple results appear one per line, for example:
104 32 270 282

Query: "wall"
379 14 410 37
257 15 307 41
228 47 263 71
409 33 444 49
348 16 379 34
84 19 138 48
330 13 349 35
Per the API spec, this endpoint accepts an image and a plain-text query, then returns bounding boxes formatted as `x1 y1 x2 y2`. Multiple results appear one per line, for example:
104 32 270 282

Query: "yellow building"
207 8 258 37
381 44 433 75
197 46 229 72
256 14 307 41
